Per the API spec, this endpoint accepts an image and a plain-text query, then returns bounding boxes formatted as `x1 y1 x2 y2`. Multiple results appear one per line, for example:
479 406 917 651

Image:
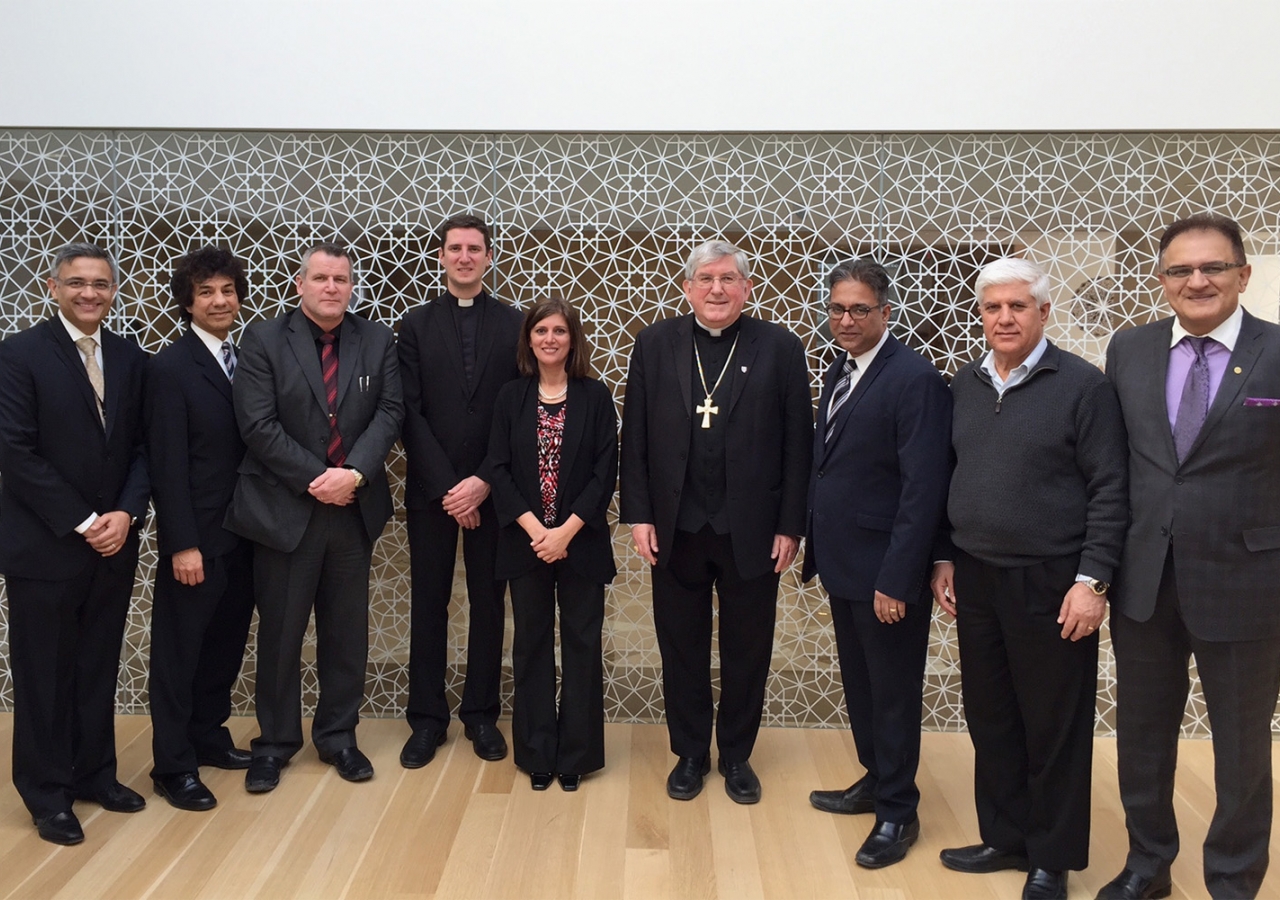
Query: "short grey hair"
974 257 1051 305
50 242 118 283
684 240 752 281
298 242 353 280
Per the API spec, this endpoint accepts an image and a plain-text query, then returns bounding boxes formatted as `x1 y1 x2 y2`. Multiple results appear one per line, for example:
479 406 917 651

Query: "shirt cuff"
74 512 98 534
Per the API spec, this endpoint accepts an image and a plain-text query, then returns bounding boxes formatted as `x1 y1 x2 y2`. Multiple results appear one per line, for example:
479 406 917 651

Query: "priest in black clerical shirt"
620 239 812 804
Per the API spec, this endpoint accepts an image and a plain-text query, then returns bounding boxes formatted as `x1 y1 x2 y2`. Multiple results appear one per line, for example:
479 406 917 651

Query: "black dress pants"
829 591 931 824
251 503 372 760
651 526 779 763
1111 550 1280 900
405 501 507 733
953 549 1098 872
7 559 135 818
509 561 605 776
149 540 254 776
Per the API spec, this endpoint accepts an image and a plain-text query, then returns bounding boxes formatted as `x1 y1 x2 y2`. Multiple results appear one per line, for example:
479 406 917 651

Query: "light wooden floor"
0 716 1274 900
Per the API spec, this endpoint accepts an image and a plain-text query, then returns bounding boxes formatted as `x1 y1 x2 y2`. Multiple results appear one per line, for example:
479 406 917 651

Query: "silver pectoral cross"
696 395 719 428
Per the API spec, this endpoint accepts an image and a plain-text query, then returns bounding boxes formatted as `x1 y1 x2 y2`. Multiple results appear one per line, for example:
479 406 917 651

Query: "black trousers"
405 502 507 733
651 527 780 763
149 540 254 776
829 591 931 824
953 550 1098 872
509 561 605 776
251 503 372 760
1112 551 1280 900
6 560 135 819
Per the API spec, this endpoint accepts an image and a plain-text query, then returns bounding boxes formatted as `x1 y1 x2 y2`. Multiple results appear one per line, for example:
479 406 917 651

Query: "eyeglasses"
691 273 742 289
827 303 881 321
56 277 114 292
1158 262 1245 280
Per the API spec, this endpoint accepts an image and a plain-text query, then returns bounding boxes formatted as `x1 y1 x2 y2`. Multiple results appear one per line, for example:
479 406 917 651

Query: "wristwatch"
1085 578 1110 596
347 467 366 488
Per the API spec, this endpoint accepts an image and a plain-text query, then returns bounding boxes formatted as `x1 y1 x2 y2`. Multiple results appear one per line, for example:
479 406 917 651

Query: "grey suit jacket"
1106 309 1280 640
225 308 404 553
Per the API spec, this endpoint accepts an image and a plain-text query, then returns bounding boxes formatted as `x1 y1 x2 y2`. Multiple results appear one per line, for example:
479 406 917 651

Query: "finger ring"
1087 625 1094 631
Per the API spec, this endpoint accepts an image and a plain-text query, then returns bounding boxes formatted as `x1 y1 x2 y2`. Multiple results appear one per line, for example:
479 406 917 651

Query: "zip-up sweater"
945 341 1129 580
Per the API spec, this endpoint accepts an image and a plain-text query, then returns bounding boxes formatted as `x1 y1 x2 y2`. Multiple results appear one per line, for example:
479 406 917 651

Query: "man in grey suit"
225 243 403 793
1099 213 1280 900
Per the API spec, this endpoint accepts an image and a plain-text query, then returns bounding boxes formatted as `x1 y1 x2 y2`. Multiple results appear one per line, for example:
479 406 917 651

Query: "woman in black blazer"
487 296 618 791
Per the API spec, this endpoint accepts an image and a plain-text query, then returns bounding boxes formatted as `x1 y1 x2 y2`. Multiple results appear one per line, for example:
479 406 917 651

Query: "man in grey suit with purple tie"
1099 213 1280 900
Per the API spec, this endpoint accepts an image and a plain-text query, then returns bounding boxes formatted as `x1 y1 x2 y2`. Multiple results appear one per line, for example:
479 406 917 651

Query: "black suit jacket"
224 309 403 552
146 329 246 558
397 292 523 507
487 376 618 584
0 317 149 579
619 313 813 579
1107 309 1280 640
802 336 952 605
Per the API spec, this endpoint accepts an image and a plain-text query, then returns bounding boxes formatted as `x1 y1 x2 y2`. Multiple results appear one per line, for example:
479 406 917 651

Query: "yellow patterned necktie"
75 336 105 424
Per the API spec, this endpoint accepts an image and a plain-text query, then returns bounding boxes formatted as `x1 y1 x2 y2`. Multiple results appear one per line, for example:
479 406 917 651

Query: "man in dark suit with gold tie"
1099 214 1280 900
0 243 150 844
146 246 256 811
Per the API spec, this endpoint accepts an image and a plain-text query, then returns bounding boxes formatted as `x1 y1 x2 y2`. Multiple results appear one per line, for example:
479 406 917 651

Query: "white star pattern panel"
2 130 1279 737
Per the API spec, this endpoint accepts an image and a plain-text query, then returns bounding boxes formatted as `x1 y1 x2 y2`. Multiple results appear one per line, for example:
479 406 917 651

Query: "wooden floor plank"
0 715 1275 899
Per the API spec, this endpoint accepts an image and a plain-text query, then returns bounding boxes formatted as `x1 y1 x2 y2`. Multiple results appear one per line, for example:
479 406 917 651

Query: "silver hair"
50 242 118 283
298 242 353 281
974 257 1051 305
684 240 752 282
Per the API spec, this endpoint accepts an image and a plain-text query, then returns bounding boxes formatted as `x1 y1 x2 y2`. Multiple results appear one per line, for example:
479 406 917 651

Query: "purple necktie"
1172 336 1209 463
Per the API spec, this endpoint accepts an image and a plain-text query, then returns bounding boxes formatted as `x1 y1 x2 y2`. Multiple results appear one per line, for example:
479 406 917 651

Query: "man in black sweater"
931 258 1128 900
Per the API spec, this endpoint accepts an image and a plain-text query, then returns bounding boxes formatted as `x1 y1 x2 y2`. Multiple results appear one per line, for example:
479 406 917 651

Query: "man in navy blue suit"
802 259 952 868
146 247 256 811
0 243 150 845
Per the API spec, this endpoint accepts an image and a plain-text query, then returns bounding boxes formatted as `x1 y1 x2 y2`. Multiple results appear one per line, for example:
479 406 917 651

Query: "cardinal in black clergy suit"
145 246 256 813
802 260 952 869
620 239 812 805
225 242 403 793
1099 214 1280 900
0 243 150 845
396 214 523 769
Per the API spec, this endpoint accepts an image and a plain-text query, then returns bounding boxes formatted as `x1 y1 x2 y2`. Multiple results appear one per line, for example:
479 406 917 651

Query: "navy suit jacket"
1107 309 1280 640
619 313 813 579
146 328 246 559
801 335 952 605
0 317 149 579
224 309 403 553
487 376 619 584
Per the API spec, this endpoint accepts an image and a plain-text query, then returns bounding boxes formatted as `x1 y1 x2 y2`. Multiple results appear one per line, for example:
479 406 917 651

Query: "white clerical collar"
1169 303 1242 352
693 315 738 338
58 310 101 346
191 322 232 361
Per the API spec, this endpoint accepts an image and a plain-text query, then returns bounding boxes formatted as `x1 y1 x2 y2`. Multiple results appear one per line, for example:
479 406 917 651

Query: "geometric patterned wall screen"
3 130 1279 738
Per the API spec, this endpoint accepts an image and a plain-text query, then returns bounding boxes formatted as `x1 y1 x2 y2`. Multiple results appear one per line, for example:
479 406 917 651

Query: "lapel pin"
1234 366 1242 374
741 366 747 373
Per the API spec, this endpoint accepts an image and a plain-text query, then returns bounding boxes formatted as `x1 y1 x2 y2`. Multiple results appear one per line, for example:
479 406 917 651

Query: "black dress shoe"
34 810 84 846
558 773 581 791
153 772 217 811
400 727 447 769
939 842 1030 874
530 771 554 791
809 775 875 815
717 758 762 804
76 781 146 813
666 755 711 800
1023 867 1067 900
196 746 253 770
464 723 509 761
319 746 374 782
245 755 286 793
855 816 920 869
1095 868 1173 899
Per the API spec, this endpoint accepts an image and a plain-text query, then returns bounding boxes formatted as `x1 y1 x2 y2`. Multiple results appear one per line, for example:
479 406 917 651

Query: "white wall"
5 0 1280 131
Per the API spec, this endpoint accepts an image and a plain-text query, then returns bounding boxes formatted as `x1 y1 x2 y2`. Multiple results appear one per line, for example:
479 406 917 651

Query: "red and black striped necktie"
319 333 346 466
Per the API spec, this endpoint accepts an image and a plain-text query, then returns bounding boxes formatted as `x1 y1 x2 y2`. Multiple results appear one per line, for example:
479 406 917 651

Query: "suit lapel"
468 295 497 401
433 298 469 394
99 329 131 439
286 310 329 413
1186 311 1263 463
183 329 234 406
558 380 588 506
821 338 897 461
337 316 361 405
728 316 760 414
44 318 104 430
1142 319 1179 467
671 315 693 414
